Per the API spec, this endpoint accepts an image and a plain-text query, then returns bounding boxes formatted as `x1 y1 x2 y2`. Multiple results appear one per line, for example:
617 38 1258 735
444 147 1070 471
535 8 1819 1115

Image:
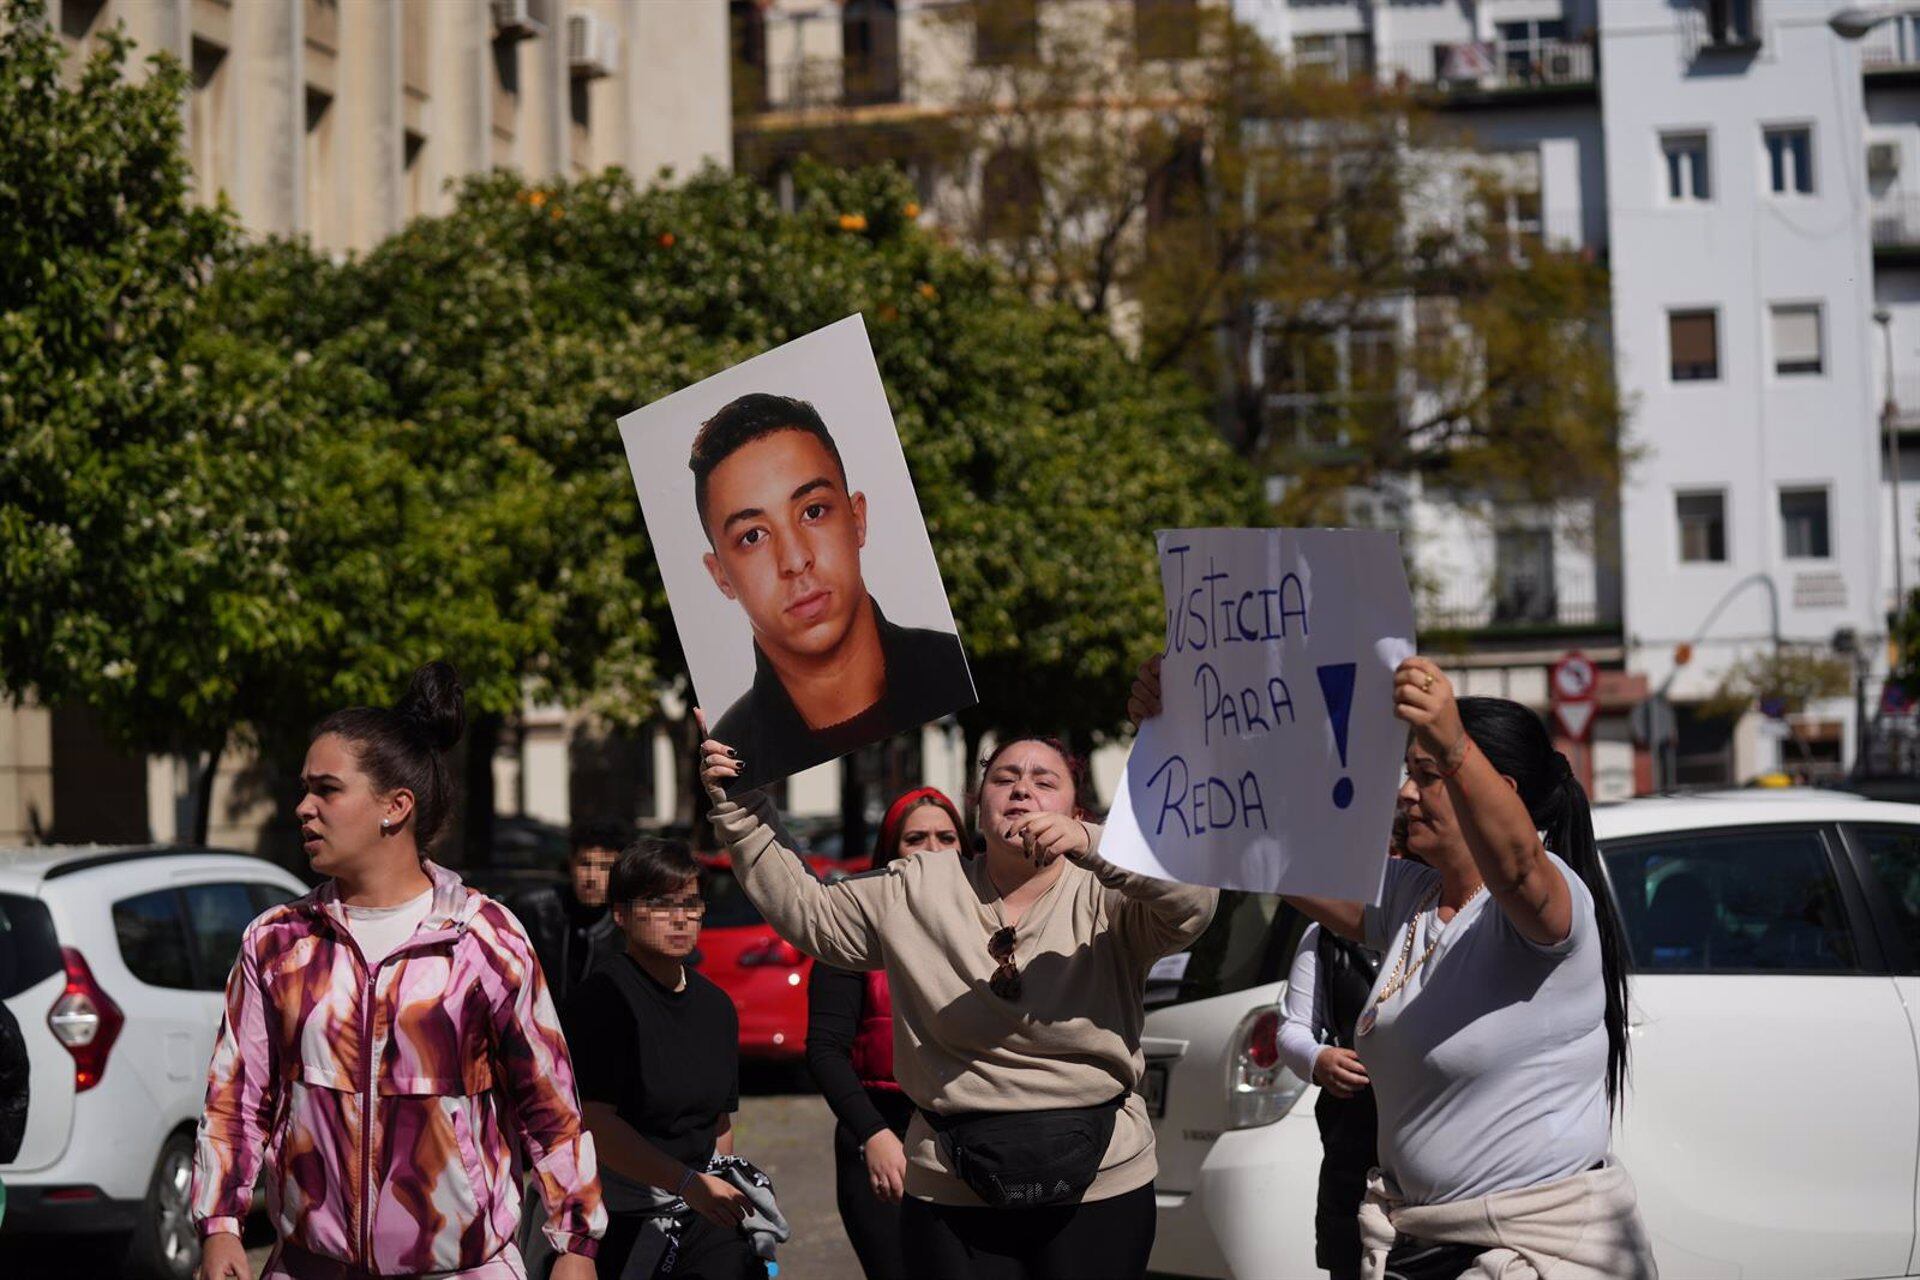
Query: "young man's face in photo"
701 427 869 664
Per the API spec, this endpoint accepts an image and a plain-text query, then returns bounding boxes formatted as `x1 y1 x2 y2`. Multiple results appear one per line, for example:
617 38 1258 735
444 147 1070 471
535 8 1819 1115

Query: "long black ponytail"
1457 697 1631 1114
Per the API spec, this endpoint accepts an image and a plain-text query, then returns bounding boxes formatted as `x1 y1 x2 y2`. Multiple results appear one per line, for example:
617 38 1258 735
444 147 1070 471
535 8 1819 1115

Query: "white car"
1144 790 1920 1280
0 845 306 1279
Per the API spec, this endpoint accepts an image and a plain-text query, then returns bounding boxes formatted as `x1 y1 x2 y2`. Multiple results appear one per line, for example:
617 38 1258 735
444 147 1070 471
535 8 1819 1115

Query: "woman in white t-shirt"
1132 656 1657 1279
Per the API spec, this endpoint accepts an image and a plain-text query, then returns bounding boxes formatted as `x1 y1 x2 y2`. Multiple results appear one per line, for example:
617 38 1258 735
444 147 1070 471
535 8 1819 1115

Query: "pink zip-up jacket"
191 861 605 1276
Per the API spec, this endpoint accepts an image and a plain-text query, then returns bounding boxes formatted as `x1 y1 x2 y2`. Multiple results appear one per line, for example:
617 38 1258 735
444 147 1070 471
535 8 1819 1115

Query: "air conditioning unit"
568 11 618 79
1543 47 1578 80
491 0 547 42
1871 141 1902 178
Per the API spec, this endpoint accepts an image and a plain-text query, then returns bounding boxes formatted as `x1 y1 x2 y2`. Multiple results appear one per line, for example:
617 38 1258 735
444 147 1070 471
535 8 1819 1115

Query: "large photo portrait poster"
619 315 977 791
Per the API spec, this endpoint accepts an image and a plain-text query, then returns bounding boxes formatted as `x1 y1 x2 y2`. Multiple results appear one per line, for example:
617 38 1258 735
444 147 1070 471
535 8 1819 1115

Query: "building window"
843 0 902 106
1771 303 1823 376
1294 32 1372 81
59 0 105 40
1669 308 1719 381
975 0 1039 67
1494 527 1557 624
1780 487 1832 559
1764 126 1813 195
730 0 768 113
1662 132 1711 202
403 129 428 219
304 86 334 248
980 148 1042 241
1135 0 1199 61
1707 0 1759 47
1495 18 1567 83
188 39 228 207
1678 491 1728 563
1146 133 1205 235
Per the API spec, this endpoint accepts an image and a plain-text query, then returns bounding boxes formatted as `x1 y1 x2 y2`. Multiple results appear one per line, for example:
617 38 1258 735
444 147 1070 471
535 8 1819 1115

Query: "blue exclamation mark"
1318 663 1357 810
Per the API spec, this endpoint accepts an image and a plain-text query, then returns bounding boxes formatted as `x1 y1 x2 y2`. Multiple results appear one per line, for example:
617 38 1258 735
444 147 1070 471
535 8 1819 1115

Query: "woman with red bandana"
804 787 966 1280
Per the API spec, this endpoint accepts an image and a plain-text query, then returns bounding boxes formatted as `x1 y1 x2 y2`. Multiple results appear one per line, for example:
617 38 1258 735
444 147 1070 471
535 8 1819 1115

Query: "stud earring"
380 818 392 833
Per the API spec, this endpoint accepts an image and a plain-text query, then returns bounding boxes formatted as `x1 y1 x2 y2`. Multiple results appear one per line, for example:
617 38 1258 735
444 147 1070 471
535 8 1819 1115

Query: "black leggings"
899 1182 1157 1280
833 1092 914 1280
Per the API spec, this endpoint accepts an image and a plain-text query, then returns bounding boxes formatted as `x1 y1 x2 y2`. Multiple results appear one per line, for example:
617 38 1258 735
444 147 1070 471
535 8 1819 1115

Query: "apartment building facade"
0 0 731 849
732 0 1920 796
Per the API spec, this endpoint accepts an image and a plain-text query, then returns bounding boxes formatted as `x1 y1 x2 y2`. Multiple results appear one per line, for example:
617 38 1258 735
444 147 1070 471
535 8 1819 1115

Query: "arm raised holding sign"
1392 656 1574 947
1130 652 1573 945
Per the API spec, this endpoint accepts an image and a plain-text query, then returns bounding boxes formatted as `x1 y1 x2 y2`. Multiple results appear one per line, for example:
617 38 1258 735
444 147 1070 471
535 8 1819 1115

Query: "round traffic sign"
1551 651 1597 702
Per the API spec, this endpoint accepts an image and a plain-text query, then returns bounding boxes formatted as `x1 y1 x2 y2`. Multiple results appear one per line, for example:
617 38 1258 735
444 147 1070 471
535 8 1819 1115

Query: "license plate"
1142 1062 1169 1117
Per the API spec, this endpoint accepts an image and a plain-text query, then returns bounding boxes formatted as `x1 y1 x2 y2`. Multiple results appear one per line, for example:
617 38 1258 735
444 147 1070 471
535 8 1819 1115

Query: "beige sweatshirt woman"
708 792 1218 1206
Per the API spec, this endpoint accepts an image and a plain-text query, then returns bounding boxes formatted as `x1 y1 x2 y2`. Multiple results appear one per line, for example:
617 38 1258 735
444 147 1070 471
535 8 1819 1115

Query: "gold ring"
1422 674 1434 692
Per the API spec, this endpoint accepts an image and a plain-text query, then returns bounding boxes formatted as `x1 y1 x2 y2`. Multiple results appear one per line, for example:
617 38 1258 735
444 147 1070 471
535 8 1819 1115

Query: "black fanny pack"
1383 1237 1486 1280
920 1093 1125 1209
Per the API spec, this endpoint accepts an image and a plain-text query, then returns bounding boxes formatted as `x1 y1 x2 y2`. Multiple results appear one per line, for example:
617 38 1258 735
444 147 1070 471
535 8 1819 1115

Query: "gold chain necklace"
1356 881 1485 1037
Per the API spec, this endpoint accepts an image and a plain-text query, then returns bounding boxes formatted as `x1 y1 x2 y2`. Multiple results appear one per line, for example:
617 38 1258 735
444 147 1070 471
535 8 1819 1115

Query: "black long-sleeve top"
804 961 891 1143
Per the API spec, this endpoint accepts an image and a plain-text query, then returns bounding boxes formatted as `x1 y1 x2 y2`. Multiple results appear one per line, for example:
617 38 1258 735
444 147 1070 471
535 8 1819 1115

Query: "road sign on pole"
1554 699 1597 742
1551 651 1599 744
1551 652 1598 704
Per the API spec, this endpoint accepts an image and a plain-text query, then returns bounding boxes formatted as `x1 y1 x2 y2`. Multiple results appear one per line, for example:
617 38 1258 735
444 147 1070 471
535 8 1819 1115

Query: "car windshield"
1146 890 1305 1009
701 867 766 929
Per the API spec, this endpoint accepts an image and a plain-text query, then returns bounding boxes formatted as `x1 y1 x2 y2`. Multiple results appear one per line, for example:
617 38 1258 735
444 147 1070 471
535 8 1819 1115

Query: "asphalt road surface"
0 1069 859 1280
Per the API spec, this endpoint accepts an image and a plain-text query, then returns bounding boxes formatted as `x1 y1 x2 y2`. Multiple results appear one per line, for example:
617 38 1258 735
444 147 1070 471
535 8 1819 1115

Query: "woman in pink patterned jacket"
192 662 606 1280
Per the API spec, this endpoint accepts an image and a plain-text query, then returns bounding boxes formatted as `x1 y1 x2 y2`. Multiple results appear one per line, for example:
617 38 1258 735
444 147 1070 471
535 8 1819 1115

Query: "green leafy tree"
1702 646 1853 771
0 3 244 838
274 161 1262 830
2 0 1257 852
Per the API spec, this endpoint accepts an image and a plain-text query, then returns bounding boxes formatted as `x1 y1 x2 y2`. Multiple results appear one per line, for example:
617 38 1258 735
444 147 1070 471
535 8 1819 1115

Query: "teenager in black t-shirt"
564 838 765 1280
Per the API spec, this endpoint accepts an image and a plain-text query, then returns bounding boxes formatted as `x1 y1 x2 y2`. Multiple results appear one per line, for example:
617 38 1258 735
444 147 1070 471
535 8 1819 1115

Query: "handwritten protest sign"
1101 529 1416 901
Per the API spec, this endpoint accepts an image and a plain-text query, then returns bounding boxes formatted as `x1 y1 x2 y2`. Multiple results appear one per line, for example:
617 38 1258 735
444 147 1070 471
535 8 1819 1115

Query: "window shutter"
1772 306 1821 372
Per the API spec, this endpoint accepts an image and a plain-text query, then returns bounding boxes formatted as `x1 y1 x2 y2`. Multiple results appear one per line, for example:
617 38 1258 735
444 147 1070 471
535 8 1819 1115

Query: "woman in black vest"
806 786 966 1280
1277 920 1383 1279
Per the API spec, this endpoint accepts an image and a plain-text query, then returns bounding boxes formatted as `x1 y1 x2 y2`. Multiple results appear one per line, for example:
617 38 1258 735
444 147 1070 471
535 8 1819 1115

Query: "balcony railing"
1872 195 1920 249
738 49 928 116
1381 38 1597 94
1419 586 1612 635
1886 375 1920 429
1861 22 1920 72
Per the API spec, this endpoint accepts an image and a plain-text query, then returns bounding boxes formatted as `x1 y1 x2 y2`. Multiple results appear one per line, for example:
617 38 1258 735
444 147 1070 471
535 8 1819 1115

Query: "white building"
735 0 1920 793
1601 0 1887 784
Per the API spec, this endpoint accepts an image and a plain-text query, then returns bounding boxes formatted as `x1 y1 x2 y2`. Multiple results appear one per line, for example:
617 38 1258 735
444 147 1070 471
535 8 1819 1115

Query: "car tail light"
1225 1004 1303 1130
738 939 806 968
47 947 124 1092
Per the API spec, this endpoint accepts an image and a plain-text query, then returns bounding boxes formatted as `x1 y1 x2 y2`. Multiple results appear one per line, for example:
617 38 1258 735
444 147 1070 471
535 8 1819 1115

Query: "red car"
695 850 869 1060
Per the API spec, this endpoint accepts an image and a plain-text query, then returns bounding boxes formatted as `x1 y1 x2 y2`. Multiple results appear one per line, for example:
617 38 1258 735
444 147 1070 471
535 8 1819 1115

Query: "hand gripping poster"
619 315 977 791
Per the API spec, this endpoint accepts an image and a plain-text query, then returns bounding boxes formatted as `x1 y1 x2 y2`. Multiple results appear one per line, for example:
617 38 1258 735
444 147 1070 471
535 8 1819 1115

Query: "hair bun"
395 660 466 753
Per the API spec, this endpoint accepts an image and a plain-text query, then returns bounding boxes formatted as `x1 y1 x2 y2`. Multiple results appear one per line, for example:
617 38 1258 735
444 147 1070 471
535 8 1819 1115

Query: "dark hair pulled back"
1457 696 1631 1112
315 660 466 852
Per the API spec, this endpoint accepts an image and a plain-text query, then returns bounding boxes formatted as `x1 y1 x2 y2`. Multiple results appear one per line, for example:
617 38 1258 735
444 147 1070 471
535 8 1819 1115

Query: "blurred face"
614 874 704 961
295 733 409 878
976 741 1076 851
570 846 617 909
1398 743 1464 864
895 803 962 860
700 430 869 667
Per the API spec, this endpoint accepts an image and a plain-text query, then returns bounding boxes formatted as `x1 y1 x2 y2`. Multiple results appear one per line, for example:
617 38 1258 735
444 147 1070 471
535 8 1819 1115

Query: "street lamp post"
1831 5 1920 40
1880 310 1906 630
